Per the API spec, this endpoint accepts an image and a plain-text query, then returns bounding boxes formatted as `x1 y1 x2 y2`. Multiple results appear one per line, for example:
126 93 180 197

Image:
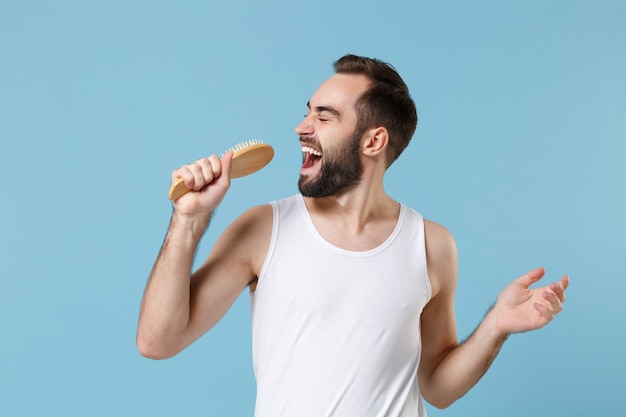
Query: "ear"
362 127 389 158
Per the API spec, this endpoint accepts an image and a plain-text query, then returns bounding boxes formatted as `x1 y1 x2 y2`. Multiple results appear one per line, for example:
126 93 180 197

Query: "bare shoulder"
231 203 273 232
423 219 456 257
218 203 273 253
210 203 273 279
423 219 458 297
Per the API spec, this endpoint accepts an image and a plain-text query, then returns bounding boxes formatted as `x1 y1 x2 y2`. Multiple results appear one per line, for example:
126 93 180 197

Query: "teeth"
302 146 322 156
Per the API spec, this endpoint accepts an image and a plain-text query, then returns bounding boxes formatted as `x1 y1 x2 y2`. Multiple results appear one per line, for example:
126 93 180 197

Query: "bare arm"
418 221 569 409
137 210 212 359
136 152 271 359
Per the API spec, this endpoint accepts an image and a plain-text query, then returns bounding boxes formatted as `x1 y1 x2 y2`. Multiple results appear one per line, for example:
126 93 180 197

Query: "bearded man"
137 54 569 417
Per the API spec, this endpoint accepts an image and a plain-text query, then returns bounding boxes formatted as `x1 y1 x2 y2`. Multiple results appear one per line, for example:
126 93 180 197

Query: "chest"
309 215 399 252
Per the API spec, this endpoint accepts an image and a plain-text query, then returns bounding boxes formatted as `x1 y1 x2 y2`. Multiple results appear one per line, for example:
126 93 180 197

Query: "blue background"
1 1 624 416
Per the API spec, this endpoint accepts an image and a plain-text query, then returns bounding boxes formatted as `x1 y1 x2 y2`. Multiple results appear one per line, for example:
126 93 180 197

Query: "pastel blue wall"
1 1 624 415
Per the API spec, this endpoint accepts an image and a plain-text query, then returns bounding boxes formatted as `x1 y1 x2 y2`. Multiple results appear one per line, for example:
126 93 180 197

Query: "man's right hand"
170 151 234 216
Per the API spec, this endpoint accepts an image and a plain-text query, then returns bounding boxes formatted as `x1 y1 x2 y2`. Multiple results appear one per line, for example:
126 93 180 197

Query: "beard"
298 128 364 198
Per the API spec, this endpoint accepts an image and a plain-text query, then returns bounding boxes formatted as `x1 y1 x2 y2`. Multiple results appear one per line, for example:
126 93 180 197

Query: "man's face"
295 74 370 198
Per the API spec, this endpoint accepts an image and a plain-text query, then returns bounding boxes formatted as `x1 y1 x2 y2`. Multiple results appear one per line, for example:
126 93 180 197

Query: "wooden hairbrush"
168 140 274 201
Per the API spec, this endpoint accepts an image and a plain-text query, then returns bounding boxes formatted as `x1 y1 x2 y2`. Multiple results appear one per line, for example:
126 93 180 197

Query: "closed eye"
303 111 335 123
305 101 342 122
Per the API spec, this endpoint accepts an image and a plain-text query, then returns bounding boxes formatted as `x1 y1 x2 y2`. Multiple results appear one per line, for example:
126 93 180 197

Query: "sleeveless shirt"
251 194 432 417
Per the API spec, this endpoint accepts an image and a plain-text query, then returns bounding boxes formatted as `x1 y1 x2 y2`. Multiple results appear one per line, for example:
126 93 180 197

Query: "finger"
533 302 555 324
172 160 212 191
516 267 546 289
197 158 213 186
171 165 195 190
550 281 566 303
187 155 223 191
189 159 210 191
207 154 223 180
197 155 222 189
542 290 563 313
219 151 233 182
546 274 569 304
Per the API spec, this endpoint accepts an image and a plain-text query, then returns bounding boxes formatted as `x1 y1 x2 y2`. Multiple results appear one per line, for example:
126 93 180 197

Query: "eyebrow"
306 101 342 120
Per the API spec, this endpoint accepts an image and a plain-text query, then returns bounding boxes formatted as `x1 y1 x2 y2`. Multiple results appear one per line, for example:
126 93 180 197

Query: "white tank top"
251 194 432 417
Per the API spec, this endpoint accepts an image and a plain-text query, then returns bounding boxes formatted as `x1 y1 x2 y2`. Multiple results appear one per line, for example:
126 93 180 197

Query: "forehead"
309 73 370 112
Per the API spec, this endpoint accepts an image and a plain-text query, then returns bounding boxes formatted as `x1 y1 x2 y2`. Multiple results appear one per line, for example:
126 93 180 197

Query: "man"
137 54 569 416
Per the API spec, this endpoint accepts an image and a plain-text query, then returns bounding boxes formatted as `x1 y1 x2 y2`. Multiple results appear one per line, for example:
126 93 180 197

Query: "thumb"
220 151 234 181
515 267 546 289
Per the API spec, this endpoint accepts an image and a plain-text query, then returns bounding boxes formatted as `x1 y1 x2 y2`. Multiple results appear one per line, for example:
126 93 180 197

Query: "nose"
295 114 314 137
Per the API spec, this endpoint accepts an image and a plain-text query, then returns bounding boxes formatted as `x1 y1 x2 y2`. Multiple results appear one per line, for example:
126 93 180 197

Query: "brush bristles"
223 139 265 156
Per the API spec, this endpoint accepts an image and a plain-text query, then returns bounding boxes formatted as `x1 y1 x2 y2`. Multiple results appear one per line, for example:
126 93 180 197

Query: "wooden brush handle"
168 178 193 201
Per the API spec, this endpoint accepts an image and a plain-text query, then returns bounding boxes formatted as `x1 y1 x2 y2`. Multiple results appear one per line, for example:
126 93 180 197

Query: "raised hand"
493 267 569 335
170 152 233 216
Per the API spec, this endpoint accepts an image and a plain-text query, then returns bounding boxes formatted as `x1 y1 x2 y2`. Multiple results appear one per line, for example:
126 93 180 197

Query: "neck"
303 176 397 233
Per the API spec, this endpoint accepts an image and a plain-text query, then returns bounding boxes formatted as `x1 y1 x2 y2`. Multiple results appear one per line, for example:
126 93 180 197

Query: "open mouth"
302 145 322 169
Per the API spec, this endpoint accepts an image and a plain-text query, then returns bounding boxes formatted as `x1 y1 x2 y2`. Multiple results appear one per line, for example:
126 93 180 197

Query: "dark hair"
334 54 418 167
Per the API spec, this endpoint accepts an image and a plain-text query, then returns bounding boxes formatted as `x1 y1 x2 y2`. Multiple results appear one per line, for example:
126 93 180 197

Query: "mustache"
299 136 322 151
